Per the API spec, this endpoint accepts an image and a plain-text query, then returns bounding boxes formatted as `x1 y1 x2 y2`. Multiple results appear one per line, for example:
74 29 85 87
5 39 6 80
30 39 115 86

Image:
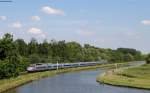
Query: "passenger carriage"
27 61 107 72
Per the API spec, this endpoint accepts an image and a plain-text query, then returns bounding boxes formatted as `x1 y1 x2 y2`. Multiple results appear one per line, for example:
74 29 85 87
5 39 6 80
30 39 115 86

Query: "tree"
14 39 28 56
123 53 134 61
29 54 41 64
66 42 82 62
0 33 14 60
0 33 22 78
0 33 145 79
28 38 38 55
146 54 150 64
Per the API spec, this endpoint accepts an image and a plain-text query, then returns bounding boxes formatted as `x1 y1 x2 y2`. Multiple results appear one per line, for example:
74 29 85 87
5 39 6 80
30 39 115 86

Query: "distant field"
97 64 150 89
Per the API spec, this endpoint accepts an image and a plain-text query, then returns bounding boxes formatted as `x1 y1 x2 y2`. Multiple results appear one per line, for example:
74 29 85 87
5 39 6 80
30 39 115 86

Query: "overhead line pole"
57 61 59 70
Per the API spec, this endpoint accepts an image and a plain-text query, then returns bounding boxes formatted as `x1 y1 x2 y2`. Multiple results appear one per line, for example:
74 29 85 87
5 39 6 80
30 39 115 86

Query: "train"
27 61 107 72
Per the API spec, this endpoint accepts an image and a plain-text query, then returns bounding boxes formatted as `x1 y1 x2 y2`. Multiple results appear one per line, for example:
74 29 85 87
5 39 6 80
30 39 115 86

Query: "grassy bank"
0 63 120 93
97 64 150 89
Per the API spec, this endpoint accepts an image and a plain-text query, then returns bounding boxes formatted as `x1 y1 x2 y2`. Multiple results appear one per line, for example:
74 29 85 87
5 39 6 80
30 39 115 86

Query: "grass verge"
97 64 150 89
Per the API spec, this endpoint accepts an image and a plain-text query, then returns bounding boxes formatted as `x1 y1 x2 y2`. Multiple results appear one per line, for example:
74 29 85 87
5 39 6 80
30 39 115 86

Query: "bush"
18 56 29 72
0 59 19 79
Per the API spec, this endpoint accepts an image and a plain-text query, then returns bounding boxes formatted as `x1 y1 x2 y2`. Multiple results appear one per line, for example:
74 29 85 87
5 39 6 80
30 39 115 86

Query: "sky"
0 0 150 53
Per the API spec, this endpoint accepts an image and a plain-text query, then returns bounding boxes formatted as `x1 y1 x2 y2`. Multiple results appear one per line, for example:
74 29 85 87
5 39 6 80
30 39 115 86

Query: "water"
4 69 150 93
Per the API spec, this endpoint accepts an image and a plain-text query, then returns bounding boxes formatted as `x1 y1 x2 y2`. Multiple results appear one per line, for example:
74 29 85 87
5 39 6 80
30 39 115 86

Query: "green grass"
97 64 150 89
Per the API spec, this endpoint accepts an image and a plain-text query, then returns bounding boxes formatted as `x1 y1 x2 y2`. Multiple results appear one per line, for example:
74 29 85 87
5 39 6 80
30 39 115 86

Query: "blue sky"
0 0 150 53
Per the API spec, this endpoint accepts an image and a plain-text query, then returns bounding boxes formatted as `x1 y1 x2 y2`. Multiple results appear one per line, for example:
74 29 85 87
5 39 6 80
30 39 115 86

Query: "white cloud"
0 16 7 21
28 27 46 38
28 27 42 34
12 21 22 29
141 20 150 25
41 6 65 15
31 16 40 21
76 29 94 36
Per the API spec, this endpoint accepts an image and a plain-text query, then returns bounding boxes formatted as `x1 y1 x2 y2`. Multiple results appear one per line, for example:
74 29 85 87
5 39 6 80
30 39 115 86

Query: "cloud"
12 21 22 29
141 20 150 25
0 16 7 21
31 16 40 21
41 6 65 15
28 27 46 38
76 29 94 36
28 27 42 34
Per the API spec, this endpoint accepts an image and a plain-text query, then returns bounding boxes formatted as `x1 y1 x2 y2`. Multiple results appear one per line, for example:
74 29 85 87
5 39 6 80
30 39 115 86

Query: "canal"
4 69 150 93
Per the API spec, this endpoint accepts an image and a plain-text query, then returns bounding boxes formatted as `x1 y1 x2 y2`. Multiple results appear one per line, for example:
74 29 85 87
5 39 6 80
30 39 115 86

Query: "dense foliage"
146 54 150 64
0 33 144 79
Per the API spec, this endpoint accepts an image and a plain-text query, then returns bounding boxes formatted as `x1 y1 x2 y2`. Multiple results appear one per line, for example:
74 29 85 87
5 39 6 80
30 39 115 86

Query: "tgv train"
27 61 107 72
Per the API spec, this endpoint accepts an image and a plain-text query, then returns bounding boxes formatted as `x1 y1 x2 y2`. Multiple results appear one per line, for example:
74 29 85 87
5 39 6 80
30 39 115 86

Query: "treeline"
0 33 144 79
146 54 150 64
